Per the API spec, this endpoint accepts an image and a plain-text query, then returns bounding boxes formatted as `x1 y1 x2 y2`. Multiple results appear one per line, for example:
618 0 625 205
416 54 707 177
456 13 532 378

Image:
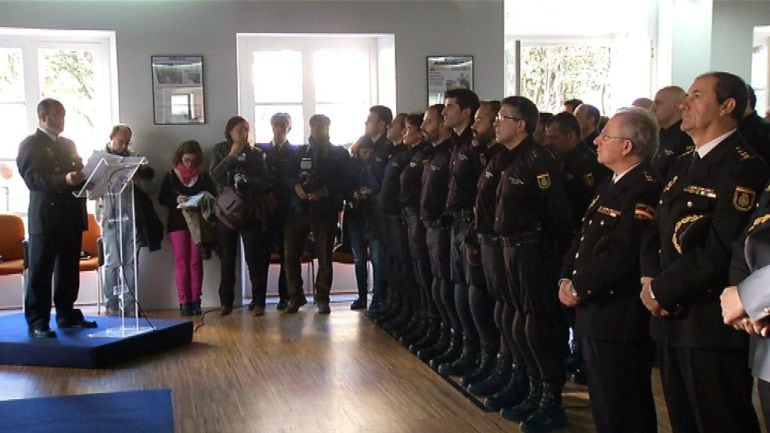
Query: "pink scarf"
175 162 199 185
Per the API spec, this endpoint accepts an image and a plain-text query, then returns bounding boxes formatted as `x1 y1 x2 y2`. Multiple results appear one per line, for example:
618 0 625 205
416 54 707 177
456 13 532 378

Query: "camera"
299 157 316 189
232 172 249 192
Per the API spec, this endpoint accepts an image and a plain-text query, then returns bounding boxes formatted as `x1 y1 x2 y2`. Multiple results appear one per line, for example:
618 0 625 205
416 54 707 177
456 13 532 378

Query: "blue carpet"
0 389 174 433
0 313 193 368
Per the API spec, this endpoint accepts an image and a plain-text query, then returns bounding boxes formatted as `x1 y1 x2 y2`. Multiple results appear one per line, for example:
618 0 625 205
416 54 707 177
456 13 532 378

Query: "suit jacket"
16 129 87 234
641 131 770 348
730 184 770 381
562 162 661 343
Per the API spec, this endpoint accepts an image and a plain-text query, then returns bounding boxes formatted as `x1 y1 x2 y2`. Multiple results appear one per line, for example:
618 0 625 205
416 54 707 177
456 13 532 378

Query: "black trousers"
503 239 568 382
582 338 657 433
658 344 760 433
450 216 476 340
216 219 269 308
425 221 455 328
757 378 770 432
263 212 288 302
480 238 519 362
25 230 83 330
469 238 499 346
403 207 433 317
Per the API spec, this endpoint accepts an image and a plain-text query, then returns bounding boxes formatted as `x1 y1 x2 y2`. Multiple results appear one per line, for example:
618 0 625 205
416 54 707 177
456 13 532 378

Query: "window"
504 0 655 116
752 42 768 116
238 34 395 147
0 28 117 215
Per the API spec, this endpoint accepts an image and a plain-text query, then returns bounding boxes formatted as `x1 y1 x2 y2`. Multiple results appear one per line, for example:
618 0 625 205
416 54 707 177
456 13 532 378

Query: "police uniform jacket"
560 144 610 230
17 129 87 234
653 120 694 180
420 138 452 222
474 143 510 235
379 145 411 215
259 141 301 214
562 162 661 343
730 184 770 381
493 136 574 255
399 143 432 210
641 131 770 348
446 127 480 213
740 113 770 163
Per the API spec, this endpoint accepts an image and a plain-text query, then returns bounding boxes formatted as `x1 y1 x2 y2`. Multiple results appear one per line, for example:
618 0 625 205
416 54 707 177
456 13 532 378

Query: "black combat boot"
460 341 499 387
467 352 512 395
399 314 428 347
519 381 567 433
483 365 528 410
438 334 480 376
417 325 451 362
500 377 542 422
429 329 463 368
409 318 441 353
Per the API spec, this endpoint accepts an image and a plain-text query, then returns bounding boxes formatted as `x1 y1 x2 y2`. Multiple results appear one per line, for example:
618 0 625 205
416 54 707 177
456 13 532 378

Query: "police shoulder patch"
536 173 551 190
734 186 757 211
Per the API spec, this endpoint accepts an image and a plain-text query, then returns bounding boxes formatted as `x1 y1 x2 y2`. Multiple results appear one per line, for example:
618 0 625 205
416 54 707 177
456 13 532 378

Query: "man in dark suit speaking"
16 98 96 338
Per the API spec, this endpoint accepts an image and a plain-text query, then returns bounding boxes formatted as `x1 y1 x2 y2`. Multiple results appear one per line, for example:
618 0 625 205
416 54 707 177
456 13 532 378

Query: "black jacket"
562 162 661 343
641 132 770 348
286 138 353 216
16 129 87 234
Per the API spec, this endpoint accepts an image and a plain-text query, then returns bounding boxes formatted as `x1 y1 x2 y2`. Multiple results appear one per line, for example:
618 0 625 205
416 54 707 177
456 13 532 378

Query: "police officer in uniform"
640 72 767 433
544 111 610 383
258 112 300 311
494 96 573 432
651 86 693 179
416 104 456 363
560 108 661 433
465 102 520 399
434 88 481 371
398 113 439 351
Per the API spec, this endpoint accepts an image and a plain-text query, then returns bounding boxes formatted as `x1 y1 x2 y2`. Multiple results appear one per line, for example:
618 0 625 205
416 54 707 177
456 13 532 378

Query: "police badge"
536 173 551 190
734 186 756 211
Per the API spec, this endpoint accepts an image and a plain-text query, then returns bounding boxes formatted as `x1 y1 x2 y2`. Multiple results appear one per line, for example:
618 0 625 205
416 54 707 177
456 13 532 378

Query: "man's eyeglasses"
598 131 629 142
495 114 524 122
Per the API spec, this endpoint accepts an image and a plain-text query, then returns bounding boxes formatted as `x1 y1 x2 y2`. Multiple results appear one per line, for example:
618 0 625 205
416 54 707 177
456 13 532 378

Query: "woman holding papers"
159 140 216 315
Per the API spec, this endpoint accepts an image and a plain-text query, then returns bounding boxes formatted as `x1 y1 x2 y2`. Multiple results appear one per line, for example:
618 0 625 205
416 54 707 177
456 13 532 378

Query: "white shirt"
611 162 641 184
695 128 736 159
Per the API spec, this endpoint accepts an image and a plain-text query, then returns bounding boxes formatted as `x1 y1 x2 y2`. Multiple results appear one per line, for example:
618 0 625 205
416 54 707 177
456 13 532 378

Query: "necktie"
688 152 700 174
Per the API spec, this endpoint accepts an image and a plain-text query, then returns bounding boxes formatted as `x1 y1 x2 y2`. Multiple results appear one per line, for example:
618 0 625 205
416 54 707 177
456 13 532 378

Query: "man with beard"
651 86 693 179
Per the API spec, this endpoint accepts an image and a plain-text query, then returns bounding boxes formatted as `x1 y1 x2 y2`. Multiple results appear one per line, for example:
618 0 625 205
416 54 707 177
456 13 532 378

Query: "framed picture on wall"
151 55 206 125
427 55 474 106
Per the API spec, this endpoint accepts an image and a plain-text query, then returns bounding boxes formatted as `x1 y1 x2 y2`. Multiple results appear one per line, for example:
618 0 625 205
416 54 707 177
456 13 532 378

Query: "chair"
80 214 104 313
0 214 26 306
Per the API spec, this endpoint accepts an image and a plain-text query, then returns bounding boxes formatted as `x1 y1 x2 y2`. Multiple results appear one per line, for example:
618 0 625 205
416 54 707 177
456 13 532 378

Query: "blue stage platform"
0 313 193 368
0 389 174 433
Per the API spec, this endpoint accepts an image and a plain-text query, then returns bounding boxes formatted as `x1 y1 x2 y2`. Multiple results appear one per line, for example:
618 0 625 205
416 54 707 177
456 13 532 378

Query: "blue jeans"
346 215 385 307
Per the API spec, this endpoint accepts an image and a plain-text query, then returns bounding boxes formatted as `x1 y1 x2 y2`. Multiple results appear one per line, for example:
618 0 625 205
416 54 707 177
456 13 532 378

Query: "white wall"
0 0 503 309
712 0 770 82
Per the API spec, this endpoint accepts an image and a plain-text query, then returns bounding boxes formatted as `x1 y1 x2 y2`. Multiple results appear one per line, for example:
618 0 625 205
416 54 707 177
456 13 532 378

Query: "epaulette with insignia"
736 146 755 161
642 171 656 182
635 203 655 220
680 149 695 158
597 206 620 218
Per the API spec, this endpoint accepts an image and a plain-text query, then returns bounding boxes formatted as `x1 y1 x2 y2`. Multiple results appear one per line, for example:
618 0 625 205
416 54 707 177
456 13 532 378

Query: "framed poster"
151 55 205 124
427 55 474 106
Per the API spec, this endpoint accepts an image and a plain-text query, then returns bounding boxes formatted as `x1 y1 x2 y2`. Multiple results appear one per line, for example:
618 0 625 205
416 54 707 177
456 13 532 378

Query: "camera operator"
210 116 270 316
283 114 353 314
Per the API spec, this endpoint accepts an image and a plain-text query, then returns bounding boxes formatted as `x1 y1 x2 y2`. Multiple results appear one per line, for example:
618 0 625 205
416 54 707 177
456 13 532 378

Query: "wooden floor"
0 303 761 433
